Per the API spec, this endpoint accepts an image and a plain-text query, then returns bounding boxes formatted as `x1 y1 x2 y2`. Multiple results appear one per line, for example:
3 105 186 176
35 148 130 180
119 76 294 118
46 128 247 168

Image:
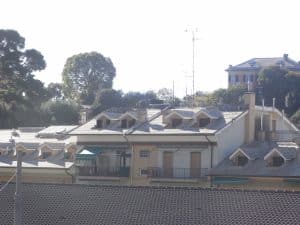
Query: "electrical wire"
0 171 16 192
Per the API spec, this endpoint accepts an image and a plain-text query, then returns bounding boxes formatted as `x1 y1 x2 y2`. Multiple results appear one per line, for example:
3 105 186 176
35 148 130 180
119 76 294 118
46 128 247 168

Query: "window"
128 119 136 127
199 118 210 127
140 169 148 176
236 155 248 166
121 119 127 128
42 151 52 159
235 75 239 82
140 150 150 158
243 75 247 82
96 120 103 128
250 74 254 82
271 156 284 167
171 118 182 128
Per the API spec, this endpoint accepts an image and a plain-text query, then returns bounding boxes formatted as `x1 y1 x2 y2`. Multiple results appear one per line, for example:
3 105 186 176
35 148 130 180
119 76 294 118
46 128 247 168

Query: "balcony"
273 130 300 142
147 167 208 179
77 166 130 177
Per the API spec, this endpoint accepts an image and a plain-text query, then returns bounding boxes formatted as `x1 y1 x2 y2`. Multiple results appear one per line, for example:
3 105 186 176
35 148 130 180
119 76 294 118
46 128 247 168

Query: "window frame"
139 150 150 158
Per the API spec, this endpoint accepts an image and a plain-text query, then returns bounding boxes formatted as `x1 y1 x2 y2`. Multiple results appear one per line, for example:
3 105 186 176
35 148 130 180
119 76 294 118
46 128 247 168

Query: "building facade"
0 126 78 184
226 54 300 90
71 92 299 186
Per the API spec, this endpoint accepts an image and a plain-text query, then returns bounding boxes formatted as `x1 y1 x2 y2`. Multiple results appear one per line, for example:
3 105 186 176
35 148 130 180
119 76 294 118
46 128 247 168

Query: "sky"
1 0 300 97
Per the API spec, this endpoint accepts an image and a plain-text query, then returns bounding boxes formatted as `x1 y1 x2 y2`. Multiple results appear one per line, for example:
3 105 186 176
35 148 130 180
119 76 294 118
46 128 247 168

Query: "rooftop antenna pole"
172 80 175 105
185 28 199 107
260 99 264 131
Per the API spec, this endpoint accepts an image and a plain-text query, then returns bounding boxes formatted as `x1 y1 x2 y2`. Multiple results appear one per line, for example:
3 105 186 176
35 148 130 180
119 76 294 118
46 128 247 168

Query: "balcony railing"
273 130 300 142
147 167 208 179
77 166 130 177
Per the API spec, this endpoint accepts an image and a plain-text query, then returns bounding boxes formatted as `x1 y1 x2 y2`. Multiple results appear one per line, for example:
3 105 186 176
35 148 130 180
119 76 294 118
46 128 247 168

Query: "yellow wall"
131 144 158 185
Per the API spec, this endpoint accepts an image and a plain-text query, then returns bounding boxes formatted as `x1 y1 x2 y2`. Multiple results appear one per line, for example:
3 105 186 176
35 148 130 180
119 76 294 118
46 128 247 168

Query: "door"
163 151 173 177
190 152 201 178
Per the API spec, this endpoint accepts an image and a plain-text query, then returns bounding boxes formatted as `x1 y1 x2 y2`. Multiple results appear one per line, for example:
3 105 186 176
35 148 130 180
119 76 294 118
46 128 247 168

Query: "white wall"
214 115 246 166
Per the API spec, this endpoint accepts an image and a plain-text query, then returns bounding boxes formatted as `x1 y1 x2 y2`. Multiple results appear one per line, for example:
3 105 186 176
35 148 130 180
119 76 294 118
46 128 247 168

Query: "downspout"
122 133 133 185
205 135 213 188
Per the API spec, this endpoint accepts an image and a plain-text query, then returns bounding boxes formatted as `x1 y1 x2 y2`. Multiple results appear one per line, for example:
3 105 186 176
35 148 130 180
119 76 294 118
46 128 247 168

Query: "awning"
76 149 97 160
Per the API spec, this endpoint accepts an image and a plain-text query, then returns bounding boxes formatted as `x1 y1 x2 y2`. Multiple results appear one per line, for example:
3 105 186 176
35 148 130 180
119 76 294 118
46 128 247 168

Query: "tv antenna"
185 28 200 107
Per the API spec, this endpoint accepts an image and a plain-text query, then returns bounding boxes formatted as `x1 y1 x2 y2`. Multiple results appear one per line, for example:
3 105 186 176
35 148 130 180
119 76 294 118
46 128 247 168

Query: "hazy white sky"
1 0 300 97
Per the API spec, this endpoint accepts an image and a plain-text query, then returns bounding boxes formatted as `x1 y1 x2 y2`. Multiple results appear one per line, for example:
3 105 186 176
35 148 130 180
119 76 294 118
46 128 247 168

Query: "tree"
156 88 180 106
291 109 300 129
258 66 300 116
258 66 289 109
41 100 80 125
62 52 116 105
91 89 123 116
0 29 47 128
208 85 247 105
47 83 64 100
123 91 161 107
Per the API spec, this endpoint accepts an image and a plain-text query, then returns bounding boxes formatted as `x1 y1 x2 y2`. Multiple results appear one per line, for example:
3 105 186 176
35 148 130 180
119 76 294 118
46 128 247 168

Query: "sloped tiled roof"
226 55 300 71
210 142 300 177
1 184 300 225
71 107 243 135
274 147 297 160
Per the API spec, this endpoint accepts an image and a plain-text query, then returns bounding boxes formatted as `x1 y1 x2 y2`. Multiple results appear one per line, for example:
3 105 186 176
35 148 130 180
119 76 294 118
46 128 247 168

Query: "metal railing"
273 130 300 142
147 167 208 179
77 166 130 177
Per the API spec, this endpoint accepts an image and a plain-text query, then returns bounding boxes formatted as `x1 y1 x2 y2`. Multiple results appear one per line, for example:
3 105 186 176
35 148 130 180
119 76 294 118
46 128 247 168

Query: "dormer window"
121 119 136 129
263 148 292 167
96 118 111 129
198 118 210 128
269 156 284 167
171 118 182 128
236 155 248 166
128 119 135 127
229 148 251 167
96 119 103 128
121 119 127 128
41 151 52 159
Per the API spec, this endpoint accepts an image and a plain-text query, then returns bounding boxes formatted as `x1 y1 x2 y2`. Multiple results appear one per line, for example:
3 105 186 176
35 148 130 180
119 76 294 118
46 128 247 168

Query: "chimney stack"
243 92 255 144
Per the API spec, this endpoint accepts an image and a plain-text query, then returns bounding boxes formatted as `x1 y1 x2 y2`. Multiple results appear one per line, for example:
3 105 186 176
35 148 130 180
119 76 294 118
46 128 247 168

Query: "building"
226 54 300 89
70 92 298 186
1 183 300 225
0 126 78 184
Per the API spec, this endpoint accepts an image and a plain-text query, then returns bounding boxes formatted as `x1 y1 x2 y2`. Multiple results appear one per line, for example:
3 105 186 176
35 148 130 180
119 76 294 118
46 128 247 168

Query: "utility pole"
172 80 175 105
185 28 199 107
15 145 22 225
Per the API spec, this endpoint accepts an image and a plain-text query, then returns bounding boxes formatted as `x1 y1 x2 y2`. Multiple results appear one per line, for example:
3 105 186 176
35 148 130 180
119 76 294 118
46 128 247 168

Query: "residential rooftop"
209 141 300 178
70 107 245 135
1 183 300 225
226 54 300 71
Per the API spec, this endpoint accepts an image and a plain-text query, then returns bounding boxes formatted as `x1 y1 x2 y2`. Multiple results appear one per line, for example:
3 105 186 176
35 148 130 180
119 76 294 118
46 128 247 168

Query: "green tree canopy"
0 29 47 128
258 66 300 116
41 100 80 125
62 52 116 105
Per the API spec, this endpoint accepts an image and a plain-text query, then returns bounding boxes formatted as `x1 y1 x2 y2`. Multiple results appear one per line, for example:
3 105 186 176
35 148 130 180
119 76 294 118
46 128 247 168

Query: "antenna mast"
185 28 199 107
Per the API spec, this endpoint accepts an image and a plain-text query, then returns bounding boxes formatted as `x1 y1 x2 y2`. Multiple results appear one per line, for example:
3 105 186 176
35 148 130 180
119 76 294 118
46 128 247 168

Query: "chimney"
283 53 288 61
243 92 255 144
